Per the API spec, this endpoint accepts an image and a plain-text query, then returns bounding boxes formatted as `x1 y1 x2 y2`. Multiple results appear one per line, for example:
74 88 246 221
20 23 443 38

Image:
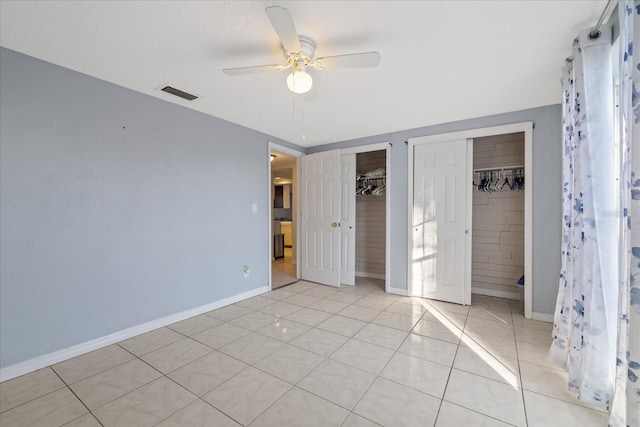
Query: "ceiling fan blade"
223 64 288 76
265 6 301 54
313 52 381 70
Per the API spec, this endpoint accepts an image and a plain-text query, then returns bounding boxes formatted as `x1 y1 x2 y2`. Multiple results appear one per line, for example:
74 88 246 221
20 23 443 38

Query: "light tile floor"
272 248 296 289
0 279 610 426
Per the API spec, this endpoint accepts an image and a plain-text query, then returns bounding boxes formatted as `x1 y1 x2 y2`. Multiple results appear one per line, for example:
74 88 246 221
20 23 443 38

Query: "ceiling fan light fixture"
287 70 312 94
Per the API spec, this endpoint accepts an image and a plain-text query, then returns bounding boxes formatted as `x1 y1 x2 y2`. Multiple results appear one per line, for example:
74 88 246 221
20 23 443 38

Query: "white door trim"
268 142 304 291
339 142 392 293
408 122 533 318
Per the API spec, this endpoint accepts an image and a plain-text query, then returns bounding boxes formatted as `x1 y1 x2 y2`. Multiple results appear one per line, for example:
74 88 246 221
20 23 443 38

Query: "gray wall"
0 47 303 369
309 105 562 315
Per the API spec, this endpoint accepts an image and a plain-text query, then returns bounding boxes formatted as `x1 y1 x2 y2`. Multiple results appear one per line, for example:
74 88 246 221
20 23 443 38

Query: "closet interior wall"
355 150 386 280
472 132 525 300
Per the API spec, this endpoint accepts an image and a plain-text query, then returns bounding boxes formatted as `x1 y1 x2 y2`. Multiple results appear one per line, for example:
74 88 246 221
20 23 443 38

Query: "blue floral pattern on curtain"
549 22 621 412
611 2 640 426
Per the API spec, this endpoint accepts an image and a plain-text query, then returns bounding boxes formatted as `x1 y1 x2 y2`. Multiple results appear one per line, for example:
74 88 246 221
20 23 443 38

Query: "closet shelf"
357 175 386 181
473 165 524 173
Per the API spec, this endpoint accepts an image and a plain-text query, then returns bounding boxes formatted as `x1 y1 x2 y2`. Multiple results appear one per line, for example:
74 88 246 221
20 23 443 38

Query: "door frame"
268 142 304 291
340 142 392 293
407 122 533 319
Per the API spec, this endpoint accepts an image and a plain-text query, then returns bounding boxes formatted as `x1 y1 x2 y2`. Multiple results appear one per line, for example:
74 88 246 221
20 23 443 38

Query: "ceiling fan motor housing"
284 36 315 69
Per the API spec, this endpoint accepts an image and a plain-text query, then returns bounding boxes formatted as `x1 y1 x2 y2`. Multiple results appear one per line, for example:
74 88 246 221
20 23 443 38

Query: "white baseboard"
531 311 554 323
472 287 520 301
355 271 385 280
0 286 269 382
388 287 408 296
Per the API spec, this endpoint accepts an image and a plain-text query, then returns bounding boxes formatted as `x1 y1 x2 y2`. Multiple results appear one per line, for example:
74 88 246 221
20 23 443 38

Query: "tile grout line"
234 281 384 426
338 296 444 426
300 281 388 426
510 304 609 420
510 300 530 427
0 374 65 415
51 344 161 425
248 280 387 425
117 344 200 424
119 342 246 427
431 305 468 426
49 365 106 427
185 284 381 425
76 334 251 426
435 296 533 426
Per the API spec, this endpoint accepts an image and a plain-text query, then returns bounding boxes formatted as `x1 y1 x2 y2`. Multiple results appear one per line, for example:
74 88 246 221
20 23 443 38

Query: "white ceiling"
0 1 605 147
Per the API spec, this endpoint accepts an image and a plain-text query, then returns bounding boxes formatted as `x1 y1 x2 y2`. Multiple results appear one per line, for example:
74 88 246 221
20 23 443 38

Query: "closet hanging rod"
473 165 524 173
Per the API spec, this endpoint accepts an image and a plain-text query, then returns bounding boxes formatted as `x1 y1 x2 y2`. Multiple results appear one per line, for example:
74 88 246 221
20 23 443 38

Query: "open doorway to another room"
271 151 298 289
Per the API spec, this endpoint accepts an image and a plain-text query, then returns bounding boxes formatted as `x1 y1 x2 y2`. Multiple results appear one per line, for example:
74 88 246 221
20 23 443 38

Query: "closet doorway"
471 133 525 301
352 150 387 291
338 143 391 292
408 122 533 319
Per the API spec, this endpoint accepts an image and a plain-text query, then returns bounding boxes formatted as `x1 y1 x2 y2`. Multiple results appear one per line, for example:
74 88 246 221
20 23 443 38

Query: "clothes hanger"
479 172 488 192
488 171 495 192
496 170 505 191
491 170 500 191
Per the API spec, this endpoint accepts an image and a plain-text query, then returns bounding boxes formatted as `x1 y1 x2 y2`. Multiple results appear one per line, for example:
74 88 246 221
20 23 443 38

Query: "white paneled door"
412 139 469 304
340 153 356 286
300 150 342 286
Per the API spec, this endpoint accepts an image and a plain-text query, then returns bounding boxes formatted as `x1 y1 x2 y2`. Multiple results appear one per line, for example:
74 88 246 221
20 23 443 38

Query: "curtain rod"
589 0 615 40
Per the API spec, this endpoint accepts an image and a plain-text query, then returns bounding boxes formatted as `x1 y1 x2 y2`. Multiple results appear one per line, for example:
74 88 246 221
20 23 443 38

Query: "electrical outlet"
243 265 251 278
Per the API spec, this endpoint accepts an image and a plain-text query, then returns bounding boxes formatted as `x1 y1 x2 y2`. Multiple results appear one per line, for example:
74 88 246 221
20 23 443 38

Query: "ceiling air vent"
160 86 198 101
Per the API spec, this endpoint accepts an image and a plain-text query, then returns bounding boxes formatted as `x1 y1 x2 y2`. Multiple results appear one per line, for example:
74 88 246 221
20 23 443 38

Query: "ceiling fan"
222 6 381 94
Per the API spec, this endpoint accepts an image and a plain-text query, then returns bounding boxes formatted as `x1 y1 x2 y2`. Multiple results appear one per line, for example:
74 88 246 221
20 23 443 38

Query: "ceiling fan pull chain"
302 93 306 140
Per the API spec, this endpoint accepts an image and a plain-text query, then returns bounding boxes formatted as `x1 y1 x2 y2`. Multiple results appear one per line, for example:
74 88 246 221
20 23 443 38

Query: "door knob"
331 222 338 228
